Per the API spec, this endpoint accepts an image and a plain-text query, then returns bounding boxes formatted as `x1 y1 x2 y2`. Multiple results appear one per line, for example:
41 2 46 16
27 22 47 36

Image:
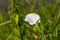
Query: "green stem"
0 20 12 26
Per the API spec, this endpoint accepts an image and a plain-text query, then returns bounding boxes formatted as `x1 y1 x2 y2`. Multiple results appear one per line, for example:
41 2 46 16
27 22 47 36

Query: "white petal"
38 20 40 23
25 13 40 25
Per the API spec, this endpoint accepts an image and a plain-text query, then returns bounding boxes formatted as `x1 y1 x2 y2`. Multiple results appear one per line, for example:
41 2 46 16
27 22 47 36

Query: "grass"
0 0 60 40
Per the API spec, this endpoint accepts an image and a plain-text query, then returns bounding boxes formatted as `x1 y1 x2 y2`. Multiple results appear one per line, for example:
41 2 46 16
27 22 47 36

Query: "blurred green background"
0 0 60 40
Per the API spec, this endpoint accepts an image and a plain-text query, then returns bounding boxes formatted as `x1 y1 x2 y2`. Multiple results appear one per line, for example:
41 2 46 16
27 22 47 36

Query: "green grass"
0 0 60 40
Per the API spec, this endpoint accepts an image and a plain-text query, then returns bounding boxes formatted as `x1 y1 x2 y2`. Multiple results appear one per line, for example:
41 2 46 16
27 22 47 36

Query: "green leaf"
15 14 19 25
13 28 20 37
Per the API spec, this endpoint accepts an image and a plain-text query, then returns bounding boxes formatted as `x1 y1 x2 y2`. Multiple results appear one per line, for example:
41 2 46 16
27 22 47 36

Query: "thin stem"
0 20 12 26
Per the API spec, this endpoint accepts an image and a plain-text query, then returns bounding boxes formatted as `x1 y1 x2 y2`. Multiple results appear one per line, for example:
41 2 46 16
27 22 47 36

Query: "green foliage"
0 0 60 40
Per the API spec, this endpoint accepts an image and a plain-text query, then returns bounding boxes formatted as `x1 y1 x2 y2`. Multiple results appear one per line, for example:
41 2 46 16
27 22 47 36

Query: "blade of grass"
0 20 12 26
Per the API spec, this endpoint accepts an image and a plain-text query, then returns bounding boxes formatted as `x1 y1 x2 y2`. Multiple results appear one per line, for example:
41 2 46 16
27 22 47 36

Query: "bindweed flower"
25 13 40 25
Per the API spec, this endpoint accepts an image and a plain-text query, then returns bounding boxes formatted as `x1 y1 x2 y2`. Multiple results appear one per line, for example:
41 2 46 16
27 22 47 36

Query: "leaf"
15 14 19 25
13 28 20 38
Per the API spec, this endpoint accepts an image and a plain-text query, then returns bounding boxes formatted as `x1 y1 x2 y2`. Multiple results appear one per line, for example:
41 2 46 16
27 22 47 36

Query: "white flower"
25 13 40 25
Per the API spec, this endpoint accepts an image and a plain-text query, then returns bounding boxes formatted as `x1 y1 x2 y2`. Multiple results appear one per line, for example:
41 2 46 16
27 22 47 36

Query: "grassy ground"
0 0 60 40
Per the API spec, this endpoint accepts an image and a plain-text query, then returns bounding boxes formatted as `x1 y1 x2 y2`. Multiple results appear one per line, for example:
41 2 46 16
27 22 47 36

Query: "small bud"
45 32 49 37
